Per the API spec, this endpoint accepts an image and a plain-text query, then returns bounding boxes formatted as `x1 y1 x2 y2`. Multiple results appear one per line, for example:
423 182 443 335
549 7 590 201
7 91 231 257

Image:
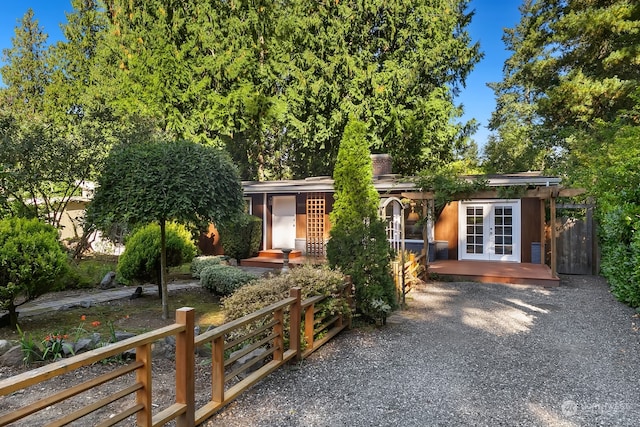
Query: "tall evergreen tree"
0 9 50 118
326 119 396 322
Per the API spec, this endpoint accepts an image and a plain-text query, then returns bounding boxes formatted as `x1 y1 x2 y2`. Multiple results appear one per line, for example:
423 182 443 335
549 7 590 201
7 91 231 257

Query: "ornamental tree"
87 140 244 319
326 119 396 322
0 218 67 329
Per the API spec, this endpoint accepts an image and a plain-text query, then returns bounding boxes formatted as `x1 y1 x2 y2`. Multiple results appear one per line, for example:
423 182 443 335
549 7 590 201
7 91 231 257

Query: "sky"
0 0 523 152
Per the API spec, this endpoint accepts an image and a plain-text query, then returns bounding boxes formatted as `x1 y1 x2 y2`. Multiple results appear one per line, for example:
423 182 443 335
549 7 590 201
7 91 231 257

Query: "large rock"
0 339 14 356
99 271 117 289
229 346 268 379
0 345 24 367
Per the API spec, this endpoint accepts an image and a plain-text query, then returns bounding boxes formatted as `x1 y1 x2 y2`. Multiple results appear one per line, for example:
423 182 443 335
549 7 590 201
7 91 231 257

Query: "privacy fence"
0 282 353 427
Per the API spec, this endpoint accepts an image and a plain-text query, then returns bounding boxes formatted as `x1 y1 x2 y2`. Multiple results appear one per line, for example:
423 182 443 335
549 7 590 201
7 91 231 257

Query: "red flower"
91 321 101 327
81 315 86 321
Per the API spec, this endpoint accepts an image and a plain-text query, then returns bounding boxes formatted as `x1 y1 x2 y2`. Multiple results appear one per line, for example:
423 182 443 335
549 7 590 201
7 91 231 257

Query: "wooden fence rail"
0 283 352 427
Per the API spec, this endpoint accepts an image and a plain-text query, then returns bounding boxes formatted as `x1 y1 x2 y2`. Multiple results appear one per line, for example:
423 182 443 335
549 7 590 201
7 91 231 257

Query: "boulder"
229 346 267 379
99 271 117 289
0 345 24 367
0 339 14 356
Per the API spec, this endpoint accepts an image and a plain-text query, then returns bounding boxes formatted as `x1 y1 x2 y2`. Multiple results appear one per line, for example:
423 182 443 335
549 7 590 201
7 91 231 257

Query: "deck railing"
0 282 353 427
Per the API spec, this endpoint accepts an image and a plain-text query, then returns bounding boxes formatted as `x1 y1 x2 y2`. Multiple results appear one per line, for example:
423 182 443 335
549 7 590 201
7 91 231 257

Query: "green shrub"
218 214 262 261
117 222 196 285
57 258 119 290
190 256 224 278
0 217 67 328
200 265 258 296
223 264 348 321
599 204 640 307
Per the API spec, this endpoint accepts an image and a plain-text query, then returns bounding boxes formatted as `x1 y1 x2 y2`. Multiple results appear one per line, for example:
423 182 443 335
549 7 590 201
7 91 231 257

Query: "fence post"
274 307 284 361
135 343 152 427
175 307 195 427
289 288 302 362
304 303 314 353
212 335 225 404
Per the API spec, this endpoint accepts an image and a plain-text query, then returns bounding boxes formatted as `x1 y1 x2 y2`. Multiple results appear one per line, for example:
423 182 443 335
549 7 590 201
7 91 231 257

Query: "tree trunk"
160 218 169 320
9 303 19 330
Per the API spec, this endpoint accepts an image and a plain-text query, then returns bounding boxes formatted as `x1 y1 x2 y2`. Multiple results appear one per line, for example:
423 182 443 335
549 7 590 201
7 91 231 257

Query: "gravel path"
205 275 640 426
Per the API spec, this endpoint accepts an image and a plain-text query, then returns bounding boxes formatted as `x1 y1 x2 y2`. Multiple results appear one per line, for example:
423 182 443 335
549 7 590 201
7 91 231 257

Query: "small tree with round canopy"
87 140 244 319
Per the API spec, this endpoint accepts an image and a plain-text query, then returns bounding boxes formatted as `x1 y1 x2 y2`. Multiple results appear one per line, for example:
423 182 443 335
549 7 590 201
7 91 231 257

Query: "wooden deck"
240 249 324 269
242 252 559 287
428 260 560 287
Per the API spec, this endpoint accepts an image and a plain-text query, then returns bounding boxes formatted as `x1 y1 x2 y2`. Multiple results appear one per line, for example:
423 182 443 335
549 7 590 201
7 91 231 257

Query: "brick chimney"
371 154 392 176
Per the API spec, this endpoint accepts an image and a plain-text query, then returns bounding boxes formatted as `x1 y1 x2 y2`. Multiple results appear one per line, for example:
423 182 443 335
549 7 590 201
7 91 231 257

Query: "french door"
459 200 521 262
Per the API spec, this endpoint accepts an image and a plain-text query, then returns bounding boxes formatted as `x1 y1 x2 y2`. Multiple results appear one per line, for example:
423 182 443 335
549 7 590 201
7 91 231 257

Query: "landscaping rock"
0 345 24 367
229 346 267 379
113 331 136 342
0 339 14 356
99 271 117 289
74 338 95 354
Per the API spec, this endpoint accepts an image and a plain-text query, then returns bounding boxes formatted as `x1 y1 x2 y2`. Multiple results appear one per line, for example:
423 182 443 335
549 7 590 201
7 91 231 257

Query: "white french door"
459 200 521 262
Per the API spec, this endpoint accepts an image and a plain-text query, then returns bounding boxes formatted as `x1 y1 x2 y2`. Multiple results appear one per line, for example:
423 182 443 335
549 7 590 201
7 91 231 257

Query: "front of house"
240 171 563 268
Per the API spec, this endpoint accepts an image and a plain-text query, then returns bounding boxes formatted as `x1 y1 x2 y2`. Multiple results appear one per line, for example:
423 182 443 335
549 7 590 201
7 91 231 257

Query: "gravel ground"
204 275 640 427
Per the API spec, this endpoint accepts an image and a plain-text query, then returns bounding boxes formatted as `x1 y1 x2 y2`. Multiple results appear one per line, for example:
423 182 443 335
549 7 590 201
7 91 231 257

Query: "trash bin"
531 242 541 264
435 241 449 260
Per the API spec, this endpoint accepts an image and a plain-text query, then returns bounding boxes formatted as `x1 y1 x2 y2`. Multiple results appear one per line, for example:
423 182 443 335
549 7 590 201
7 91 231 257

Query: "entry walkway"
16 282 201 318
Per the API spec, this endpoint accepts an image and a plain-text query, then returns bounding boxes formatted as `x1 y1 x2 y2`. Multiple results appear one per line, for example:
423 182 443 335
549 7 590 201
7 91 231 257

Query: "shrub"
200 265 258 296
117 222 196 285
218 213 262 261
0 217 67 328
190 255 223 278
223 264 348 321
599 204 640 307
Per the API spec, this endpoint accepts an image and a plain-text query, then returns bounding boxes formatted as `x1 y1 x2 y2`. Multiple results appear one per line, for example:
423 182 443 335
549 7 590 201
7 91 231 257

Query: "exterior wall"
520 198 541 263
434 201 459 260
59 200 87 242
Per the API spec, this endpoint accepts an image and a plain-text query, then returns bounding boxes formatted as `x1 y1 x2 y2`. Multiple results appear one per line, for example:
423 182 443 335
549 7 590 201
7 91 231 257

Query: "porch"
428 259 560 287
240 249 325 269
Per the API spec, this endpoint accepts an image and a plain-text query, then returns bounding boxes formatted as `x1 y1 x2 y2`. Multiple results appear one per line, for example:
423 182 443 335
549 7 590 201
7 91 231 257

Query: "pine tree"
0 9 50 118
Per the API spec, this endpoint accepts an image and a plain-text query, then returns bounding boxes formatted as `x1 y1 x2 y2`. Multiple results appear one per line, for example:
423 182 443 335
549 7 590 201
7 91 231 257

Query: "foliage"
190 256 223 279
87 138 243 318
0 9 49 117
326 119 396 322
57 257 119 290
218 214 263 261
0 218 67 329
42 332 74 361
485 0 640 176
223 264 348 322
92 0 481 179
17 325 42 366
199 265 258 296
415 164 488 219
116 222 196 285
598 204 640 308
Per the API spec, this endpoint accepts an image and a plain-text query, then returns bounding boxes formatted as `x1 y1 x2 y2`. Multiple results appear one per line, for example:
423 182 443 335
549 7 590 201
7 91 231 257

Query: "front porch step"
257 249 302 259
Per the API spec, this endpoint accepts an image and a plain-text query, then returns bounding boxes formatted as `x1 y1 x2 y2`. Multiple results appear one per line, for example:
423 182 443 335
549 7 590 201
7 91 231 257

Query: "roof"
242 172 562 195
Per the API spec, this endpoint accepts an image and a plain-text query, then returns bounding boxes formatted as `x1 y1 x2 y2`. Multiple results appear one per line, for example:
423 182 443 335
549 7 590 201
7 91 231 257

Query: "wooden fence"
0 283 353 427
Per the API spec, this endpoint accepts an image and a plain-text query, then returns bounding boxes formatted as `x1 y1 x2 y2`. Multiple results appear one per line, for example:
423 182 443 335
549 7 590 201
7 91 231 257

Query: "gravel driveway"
205 275 640 426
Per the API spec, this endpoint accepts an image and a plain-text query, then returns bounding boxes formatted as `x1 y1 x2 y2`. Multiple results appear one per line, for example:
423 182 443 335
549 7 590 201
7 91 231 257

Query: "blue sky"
0 0 523 152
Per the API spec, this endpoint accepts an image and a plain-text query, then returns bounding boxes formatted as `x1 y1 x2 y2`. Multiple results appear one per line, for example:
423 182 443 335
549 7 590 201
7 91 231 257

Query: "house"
238 157 576 286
